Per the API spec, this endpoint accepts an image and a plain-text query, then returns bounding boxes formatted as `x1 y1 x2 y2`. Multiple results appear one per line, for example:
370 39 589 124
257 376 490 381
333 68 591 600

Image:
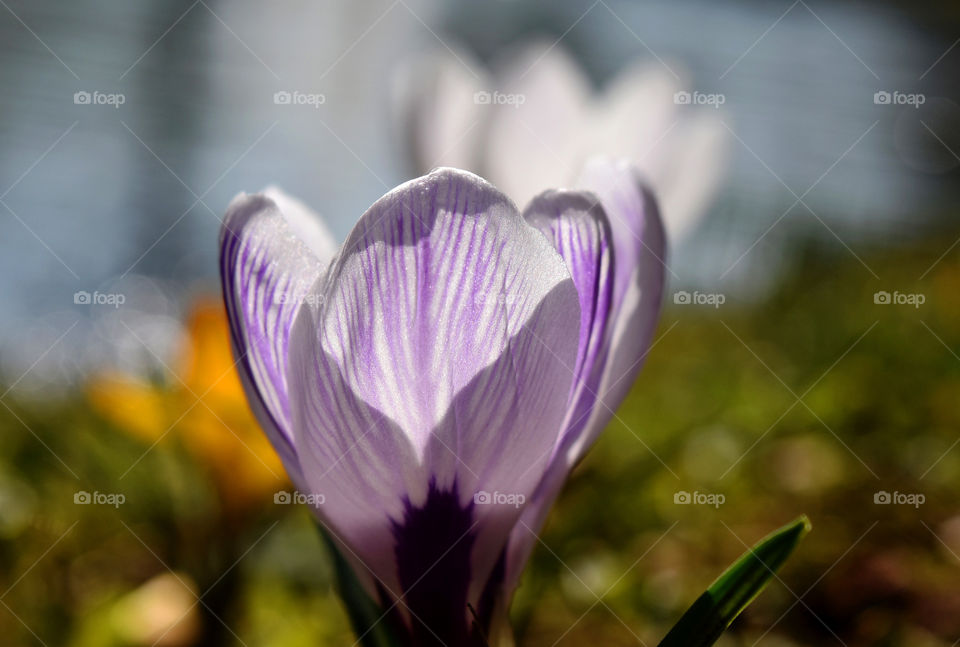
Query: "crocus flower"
219 161 665 645
393 40 726 245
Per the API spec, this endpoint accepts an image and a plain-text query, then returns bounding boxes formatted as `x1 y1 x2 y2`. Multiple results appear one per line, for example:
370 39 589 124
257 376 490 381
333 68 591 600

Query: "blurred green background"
3 232 959 646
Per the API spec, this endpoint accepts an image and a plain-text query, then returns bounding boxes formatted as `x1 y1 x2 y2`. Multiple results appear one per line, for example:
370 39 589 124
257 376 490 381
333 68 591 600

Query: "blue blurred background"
2 0 958 386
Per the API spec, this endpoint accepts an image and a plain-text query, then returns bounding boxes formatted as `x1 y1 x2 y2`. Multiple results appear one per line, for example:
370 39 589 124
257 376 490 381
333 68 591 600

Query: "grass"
1 232 958 646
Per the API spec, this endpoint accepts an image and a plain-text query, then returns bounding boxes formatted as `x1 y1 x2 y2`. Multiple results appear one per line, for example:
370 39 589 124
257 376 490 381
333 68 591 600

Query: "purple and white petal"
522 189 615 453
261 186 339 262
287 168 581 631
574 158 667 463
503 160 667 595
219 188 335 484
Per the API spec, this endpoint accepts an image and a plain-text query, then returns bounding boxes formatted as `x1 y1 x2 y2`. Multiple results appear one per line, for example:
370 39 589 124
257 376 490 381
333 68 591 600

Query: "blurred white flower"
394 40 728 246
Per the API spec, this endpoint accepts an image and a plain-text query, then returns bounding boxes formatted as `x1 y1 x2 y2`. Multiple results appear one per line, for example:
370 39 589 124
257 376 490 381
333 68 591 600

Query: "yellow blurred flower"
88 298 286 508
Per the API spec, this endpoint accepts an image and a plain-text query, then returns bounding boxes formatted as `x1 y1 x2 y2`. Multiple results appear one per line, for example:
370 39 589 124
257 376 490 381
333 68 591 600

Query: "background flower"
393 40 727 245
88 298 287 510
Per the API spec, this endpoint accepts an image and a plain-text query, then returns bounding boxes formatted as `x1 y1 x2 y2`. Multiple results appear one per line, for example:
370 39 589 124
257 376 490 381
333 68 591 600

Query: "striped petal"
522 189 615 454
504 160 666 595
575 158 667 466
219 187 336 484
286 168 581 636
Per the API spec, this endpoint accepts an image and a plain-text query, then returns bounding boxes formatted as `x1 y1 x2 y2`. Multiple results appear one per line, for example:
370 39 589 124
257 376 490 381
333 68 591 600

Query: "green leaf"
316 524 405 647
658 515 811 647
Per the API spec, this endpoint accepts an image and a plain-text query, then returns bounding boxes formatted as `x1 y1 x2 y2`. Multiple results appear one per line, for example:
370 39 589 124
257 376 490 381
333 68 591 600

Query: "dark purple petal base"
390 479 499 646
